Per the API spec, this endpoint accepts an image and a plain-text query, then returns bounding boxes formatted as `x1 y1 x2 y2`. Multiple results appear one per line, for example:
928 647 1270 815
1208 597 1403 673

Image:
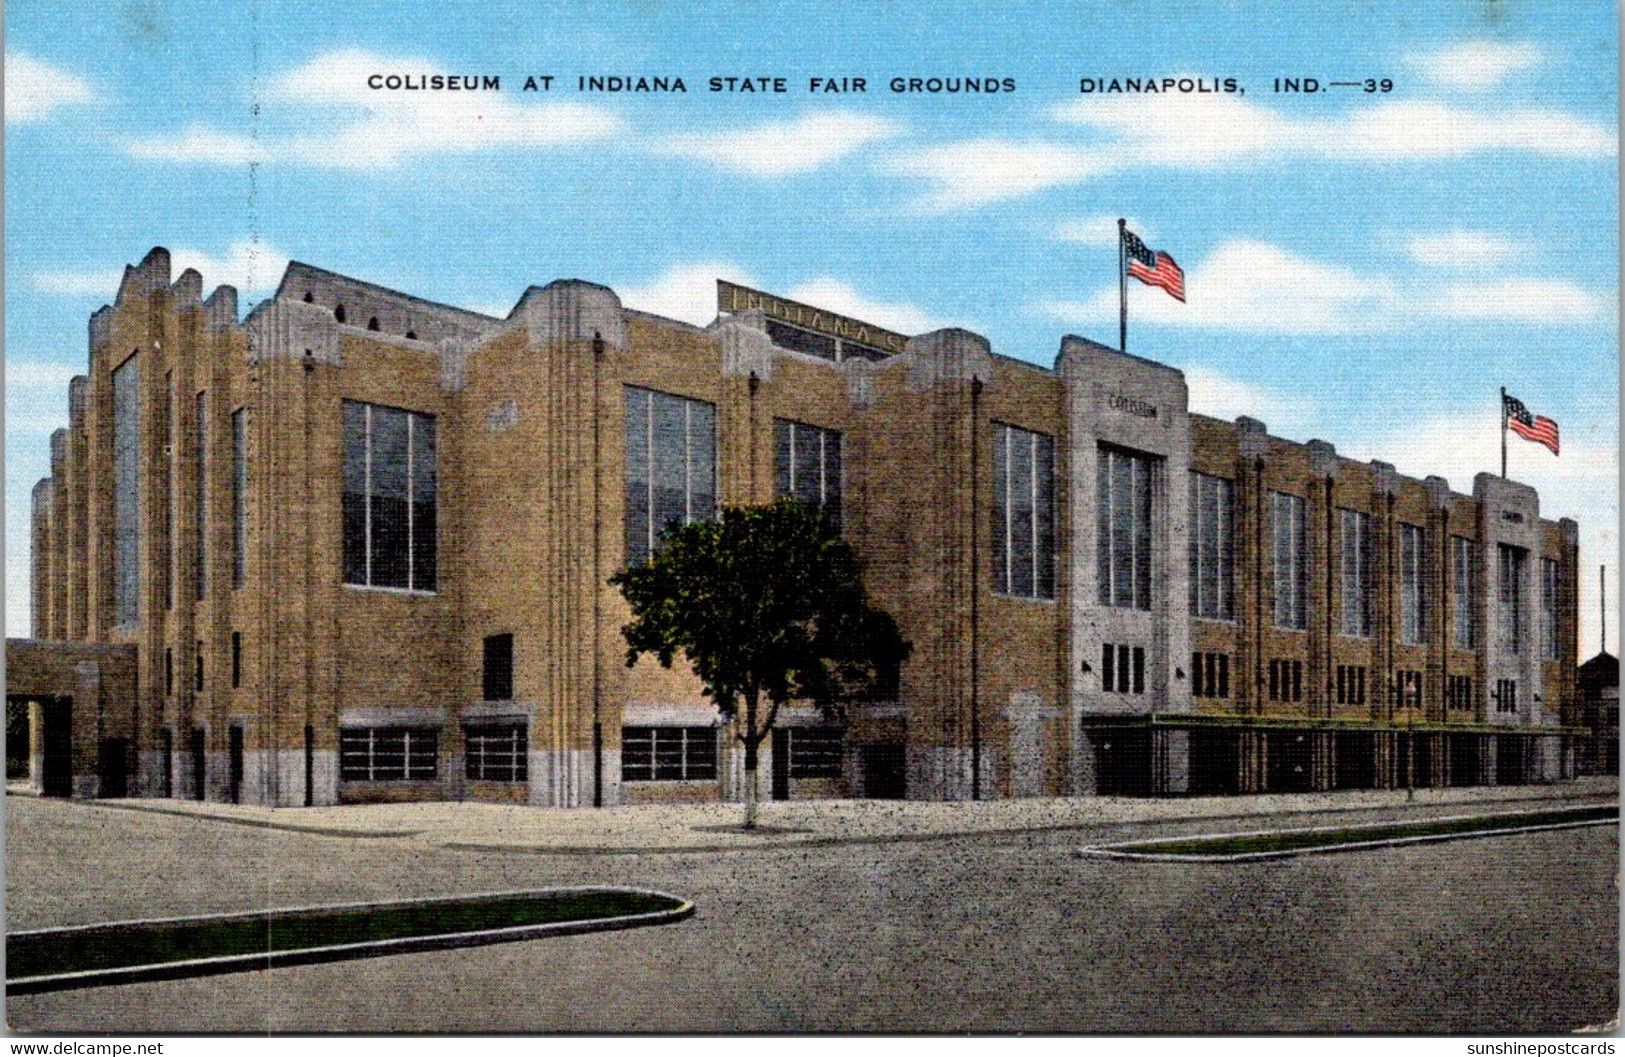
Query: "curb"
1077 804 1619 863
6 886 694 995
56 798 418 839
443 789 1620 857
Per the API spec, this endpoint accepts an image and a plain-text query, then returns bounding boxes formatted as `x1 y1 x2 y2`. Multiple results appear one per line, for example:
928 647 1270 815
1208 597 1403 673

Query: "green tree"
610 498 910 828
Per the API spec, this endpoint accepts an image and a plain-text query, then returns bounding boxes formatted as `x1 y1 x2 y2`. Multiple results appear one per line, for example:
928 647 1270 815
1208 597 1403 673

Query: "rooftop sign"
717 280 909 356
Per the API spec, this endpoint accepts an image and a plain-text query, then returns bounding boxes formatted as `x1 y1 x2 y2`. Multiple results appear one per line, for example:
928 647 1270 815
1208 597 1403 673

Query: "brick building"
14 247 1585 806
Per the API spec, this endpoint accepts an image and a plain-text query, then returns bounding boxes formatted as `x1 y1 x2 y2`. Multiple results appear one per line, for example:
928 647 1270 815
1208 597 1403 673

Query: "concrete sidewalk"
30 776 1618 854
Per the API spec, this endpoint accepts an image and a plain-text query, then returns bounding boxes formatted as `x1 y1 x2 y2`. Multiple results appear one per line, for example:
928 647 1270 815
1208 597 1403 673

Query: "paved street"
5 788 1618 1033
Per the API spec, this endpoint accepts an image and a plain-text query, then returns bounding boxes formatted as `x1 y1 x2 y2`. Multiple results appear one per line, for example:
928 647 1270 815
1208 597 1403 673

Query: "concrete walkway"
30 776 1618 854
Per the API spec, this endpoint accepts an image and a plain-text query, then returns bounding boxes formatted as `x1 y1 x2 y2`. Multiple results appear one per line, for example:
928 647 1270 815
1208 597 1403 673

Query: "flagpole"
1500 386 1507 479
1118 217 1128 354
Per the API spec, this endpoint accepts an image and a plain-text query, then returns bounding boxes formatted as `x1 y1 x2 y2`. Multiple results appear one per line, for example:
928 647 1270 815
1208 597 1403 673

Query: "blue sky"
6 0 1619 652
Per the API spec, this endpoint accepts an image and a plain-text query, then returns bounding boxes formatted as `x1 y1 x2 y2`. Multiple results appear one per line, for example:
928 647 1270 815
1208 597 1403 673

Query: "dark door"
40 700 72 797
191 728 207 800
98 738 128 798
304 725 315 806
160 728 174 797
861 744 906 799
229 726 244 804
771 728 790 800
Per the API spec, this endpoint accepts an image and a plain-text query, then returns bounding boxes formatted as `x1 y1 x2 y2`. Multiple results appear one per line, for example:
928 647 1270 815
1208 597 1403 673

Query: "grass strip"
8 890 679 981
1111 805 1618 858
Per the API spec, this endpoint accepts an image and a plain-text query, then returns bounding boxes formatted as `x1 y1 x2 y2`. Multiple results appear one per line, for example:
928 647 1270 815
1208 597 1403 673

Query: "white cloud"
4 52 95 123
1427 278 1612 324
1034 239 1611 335
1405 230 1524 269
130 49 623 168
30 241 290 300
1054 215 1153 248
1408 41 1546 90
656 111 899 176
6 361 80 390
892 92 1614 209
784 278 944 334
1182 363 1317 438
882 138 1107 211
617 262 760 325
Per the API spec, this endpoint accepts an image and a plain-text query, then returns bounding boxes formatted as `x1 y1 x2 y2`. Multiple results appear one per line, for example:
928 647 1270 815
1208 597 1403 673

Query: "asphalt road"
5 795 1617 1033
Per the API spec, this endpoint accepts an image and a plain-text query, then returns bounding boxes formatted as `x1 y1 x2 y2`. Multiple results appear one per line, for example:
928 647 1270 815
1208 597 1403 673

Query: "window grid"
1188 473 1235 621
1541 558 1560 661
465 724 528 782
1268 659 1304 702
994 423 1056 600
112 355 142 625
1271 492 1307 630
342 401 438 591
786 727 844 779
775 420 844 530
1498 544 1526 655
1495 679 1518 714
1447 673 1474 711
232 408 248 589
1191 652 1230 699
1101 643 1146 694
1395 669 1423 708
195 390 208 601
1097 447 1153 610
1335 664 1367 706
624 388 717 567
339 728 439 781
1452 536 1478 650
1400 523 1426 646
1339 509 1372 637
621 726 719 781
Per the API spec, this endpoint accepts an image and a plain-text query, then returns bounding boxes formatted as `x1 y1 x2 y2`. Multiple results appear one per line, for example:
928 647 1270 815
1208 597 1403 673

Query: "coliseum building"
13 247 1584 806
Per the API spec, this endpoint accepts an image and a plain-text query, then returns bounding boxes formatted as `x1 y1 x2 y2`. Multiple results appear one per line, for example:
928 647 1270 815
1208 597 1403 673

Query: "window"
334 303 346 324
465 723 527 782
785 727 844 779
621 726 718 781
112 355 141 625
232 409 248 588
1498 544 1526 655
624 388 716 566
1271 492 1307 630
1097 446 1153 609
165 648 173 695
1400 523 1427 646
1340 509 1373 637
1495 679 1518 714
483 633 514 701
1191 652 1230 699
342 401 438 591
195 391 208 600
1396 669 1423 708
1189 473 1235 621
1447 674 1473 711
1268 659 1304 702
230 632 241 688
1101 643 1145 694
1335 664 1367 706
194 641 204 692
162 371 174 611
994 424 1056 600
775 420 843 529
339 728 438 780
1452 537 1478 650
1541 558 1560 661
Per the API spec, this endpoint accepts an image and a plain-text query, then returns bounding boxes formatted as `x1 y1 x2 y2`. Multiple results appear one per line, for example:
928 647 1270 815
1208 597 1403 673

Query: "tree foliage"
609 499 909 823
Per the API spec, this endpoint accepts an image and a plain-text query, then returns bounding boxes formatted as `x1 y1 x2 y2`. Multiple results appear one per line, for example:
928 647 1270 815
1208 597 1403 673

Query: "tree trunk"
742 734 759 829
742 689 760 829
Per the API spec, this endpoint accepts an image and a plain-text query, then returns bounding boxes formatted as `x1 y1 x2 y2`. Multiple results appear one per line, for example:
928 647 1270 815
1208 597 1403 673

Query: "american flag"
1503 393 1560 455
1122 229 1185 302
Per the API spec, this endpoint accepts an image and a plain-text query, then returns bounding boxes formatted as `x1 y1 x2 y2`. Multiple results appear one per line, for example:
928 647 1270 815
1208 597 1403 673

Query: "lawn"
8 888 685 983
1097 804 1619 859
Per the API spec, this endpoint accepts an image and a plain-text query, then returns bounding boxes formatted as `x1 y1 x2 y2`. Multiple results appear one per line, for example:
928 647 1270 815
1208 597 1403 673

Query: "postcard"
4 0 1618 1037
